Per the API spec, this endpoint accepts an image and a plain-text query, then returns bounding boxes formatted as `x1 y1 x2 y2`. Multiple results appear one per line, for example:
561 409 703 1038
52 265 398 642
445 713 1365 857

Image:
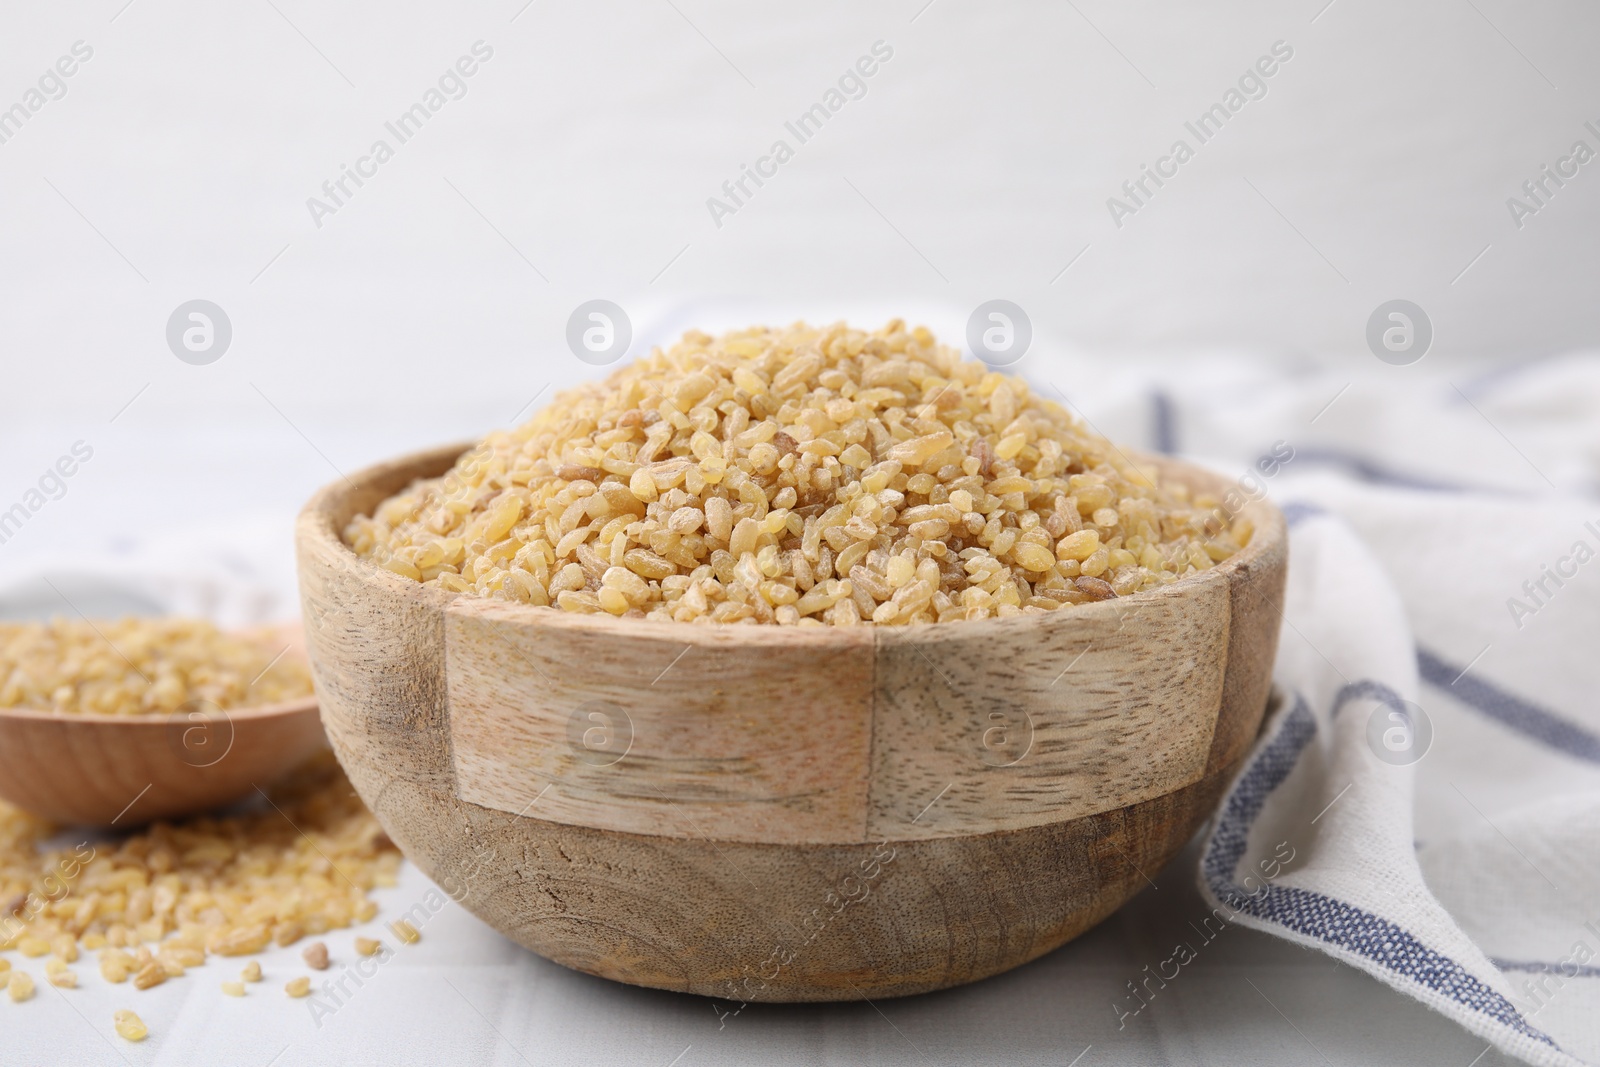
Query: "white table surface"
5 836 1523 1067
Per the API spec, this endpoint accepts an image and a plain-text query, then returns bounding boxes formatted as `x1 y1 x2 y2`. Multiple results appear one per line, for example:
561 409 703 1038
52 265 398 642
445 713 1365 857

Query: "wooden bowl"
0 631 326 827
296 442 1286 1002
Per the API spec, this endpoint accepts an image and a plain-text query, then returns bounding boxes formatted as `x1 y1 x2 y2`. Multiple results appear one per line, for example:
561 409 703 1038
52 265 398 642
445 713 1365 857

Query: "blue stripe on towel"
1280 501 1328 527
1418 647 1600 764
1149 390 1178 455
1494 958 1600 980
1331 679 1406 718
1289 447 1492 493
1202 693 1564 1051
1202 693 1316 896
1451 354 1569 404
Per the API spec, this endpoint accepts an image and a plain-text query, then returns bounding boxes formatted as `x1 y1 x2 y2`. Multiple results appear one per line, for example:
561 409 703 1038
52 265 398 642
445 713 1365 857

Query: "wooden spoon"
0 628 326 827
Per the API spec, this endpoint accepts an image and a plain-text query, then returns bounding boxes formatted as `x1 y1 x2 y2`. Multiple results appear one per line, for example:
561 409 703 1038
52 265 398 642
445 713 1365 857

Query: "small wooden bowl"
297 443 1286 1002
0 633 326 827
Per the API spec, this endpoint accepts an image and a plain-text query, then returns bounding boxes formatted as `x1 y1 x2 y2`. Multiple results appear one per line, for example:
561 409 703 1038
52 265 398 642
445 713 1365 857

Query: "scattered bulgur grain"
210 926 272 957
354 937 383 957
8 970 34 1002
240 961 262 983
113 1009 147 1042
221 980 245 997
0 756 401 984
390 920 420 945
44 958 75 988
161 945 204 970
302 941 329 970
346 321 1243 624
0 618 312 716
272 921 304 949
100 951 132 984
131 961 166 990
285 976 311 998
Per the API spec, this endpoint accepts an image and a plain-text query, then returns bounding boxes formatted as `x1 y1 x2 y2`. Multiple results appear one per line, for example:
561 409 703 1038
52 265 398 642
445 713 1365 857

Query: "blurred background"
3 0 1598 619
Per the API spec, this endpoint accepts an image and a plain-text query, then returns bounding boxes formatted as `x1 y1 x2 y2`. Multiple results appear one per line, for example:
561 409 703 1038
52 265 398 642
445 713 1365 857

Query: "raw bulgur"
7 969 34 1002
346 321 1249 624
0 756 400 989
302 941 329 970
113 1008 147 1041
0 618 312 716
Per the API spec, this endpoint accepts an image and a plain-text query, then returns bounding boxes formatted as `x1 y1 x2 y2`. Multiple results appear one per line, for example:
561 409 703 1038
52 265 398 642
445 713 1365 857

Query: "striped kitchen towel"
1117 352 1600 1067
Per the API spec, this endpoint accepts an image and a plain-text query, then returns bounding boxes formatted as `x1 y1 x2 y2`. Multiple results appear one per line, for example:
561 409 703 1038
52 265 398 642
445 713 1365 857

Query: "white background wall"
1 0 1597 579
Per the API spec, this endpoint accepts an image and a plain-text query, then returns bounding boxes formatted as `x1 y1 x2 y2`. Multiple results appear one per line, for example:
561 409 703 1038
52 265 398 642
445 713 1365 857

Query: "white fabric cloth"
1167 354 1600 1067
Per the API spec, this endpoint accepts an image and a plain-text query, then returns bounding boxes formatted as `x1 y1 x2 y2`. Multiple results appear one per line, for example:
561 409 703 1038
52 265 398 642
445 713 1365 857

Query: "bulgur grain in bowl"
344 321 1251 626
0 618 312 717
298 318 1286 1001
0 618 326 826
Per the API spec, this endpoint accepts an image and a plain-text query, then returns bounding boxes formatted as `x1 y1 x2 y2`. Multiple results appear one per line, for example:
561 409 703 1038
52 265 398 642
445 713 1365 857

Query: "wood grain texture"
296 442 1287 1000
355 751 1250 1002
867 576 1228 839
0 627 324 826
446 597 876 843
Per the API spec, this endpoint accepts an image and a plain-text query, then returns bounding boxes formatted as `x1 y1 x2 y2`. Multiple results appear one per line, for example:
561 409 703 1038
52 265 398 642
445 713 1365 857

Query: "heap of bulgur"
345 321 1249 625
0 755 401 995
0 619 312 716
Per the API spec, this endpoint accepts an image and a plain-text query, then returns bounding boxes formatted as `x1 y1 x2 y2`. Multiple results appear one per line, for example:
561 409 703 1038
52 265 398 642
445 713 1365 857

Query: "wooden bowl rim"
299 439 1286 647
